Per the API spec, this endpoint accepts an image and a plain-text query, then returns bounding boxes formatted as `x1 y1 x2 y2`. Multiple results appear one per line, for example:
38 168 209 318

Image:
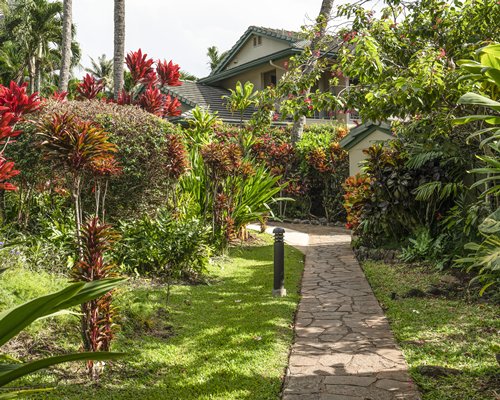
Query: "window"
253 36 262 47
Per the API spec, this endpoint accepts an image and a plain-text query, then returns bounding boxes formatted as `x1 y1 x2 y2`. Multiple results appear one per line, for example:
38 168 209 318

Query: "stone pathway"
275 224 420 400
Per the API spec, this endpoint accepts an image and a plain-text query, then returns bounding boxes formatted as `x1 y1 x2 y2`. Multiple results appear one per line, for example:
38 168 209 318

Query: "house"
340 121 393 176
166 26 359 125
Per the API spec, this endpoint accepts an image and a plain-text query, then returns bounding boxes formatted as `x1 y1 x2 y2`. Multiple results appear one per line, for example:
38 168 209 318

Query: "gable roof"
340 121 393 150
164 81 255 123
211 26 303 76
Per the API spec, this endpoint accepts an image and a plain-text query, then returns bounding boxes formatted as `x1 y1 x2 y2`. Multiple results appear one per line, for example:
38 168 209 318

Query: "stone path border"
253 223 420 400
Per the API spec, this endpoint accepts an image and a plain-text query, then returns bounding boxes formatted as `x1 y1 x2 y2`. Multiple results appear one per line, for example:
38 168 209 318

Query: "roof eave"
340 123 392 150
199 48 301 84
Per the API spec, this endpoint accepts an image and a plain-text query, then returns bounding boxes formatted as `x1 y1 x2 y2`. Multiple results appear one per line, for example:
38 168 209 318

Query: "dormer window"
253 36 262 47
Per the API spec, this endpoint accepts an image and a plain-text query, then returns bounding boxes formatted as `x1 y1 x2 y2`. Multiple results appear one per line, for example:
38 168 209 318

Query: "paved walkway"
260 223 420 400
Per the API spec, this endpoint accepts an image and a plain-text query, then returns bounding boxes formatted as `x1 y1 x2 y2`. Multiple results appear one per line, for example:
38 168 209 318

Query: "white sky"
73 0 325 79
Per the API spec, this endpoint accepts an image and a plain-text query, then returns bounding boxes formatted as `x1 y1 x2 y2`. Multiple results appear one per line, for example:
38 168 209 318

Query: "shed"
340 121 393 176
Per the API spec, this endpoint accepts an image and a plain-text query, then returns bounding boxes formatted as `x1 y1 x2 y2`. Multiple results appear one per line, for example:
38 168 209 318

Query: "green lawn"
362 261 500 400
1 234 304 400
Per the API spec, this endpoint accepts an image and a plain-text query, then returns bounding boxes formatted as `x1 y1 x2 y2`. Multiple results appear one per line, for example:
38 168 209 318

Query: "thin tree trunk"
291 0 334 143
28 58 36 94
34 57 41 94
113 0 125 99
59 0 73 92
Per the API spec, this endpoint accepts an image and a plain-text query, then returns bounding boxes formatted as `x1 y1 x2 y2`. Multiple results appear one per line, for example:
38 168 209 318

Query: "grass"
0 234 304 400
362 261 500 400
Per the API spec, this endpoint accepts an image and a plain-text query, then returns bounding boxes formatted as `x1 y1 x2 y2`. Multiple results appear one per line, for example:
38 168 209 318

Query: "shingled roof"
164 81 255 123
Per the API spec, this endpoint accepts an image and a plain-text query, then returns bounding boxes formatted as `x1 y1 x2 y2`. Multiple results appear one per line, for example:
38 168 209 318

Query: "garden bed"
362 261 500 400
0 234 304 399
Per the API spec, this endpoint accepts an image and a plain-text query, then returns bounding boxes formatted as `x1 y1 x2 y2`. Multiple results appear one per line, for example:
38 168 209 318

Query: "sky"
73 0 325 79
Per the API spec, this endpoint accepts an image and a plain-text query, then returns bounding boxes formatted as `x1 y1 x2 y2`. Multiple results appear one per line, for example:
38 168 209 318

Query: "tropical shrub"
115 209 211 287
342 174 371 230
453 44 500 294
71 218 121 379
296 125 349 220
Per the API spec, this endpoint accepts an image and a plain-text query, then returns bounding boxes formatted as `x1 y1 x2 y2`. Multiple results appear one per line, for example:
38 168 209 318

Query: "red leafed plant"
0 157 20 191
138 86 166 116
115 89 133 106
342 174 372 230
72 217 120 379
0 81 41 191
52 91 68 102
77 74 105 100
37 112 118 244
157 60 181 86
119 49 182 117
164 134 188 180
125 49 155 85
164 95 182 117
0 81 41 121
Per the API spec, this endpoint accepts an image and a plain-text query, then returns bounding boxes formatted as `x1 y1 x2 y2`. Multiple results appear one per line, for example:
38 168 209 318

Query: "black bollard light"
272 227 286 297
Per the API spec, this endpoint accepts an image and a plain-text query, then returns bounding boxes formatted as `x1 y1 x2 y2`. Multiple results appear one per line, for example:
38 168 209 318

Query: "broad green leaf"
453 115 500 125
457 92 500 111
0 352 125 387
0 283 84 347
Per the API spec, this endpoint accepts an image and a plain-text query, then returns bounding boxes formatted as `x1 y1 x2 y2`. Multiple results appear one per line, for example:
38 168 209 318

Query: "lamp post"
273 227 286 297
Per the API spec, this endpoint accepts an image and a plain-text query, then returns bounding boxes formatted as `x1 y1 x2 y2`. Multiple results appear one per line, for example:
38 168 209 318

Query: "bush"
115 209 212 283
20 99 186 219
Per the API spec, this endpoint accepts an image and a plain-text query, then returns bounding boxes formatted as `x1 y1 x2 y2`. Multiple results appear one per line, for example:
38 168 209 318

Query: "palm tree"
2 0 65 93
113 0 125 99
206 46 228 72
180 70 197 81
58 0 72 92
85 54 113 90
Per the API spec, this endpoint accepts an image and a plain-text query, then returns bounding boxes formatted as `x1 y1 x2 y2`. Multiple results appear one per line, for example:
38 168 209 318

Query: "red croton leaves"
157 60 181 86
0 81 41 191
0 81 41 121
77 74 105 100
126 49 155 85
0 112 20 142
52 91 68 102
165 95 181 117
138 87 182 117
0 157 20 191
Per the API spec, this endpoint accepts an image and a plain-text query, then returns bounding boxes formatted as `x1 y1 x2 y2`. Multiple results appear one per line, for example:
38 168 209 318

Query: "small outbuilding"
340 121 393 176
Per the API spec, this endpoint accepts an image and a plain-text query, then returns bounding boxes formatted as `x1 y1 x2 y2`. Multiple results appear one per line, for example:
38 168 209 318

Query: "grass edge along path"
362 261 500 400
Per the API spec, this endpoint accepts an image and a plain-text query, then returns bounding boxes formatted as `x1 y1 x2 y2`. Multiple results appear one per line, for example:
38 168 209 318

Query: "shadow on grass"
42 243 304 400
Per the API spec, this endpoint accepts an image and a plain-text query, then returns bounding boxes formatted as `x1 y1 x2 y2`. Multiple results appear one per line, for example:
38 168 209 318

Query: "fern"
414 181 464 201
406 150 443 169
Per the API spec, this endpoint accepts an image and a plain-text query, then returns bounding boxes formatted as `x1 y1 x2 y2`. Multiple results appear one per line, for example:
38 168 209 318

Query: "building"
340 121 394 176
166 26 359 125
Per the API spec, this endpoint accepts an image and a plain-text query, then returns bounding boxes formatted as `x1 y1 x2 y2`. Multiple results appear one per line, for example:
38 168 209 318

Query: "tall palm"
85 54 113 90
58 0 72 92
113 0 125 99
2 0 63 93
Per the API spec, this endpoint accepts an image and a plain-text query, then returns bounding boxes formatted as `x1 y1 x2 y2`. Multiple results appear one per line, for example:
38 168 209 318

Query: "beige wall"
226 35 289 70
220 58 288 90
349 130 393 176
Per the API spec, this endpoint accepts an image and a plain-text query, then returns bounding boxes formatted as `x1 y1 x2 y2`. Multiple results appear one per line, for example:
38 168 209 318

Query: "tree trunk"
34 57 41 94
291 0 334 143
113 0 125 99
28 58 35 94
58 0 73 92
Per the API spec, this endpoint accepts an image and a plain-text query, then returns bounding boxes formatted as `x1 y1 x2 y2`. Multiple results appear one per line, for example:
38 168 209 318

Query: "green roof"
340 121 393 150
